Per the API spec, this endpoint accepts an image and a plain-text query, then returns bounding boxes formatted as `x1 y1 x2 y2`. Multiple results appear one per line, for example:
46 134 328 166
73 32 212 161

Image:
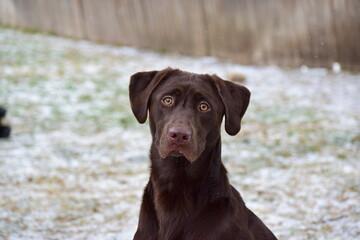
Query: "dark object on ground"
129 68 277 240
0 106 11 138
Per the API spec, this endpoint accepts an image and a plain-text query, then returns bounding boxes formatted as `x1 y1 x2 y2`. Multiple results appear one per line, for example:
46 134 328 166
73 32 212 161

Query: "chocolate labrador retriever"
129 68 277 240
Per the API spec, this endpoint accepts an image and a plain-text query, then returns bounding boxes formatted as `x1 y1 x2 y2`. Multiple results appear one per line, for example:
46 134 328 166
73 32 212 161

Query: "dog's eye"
199 102 210 112
162 97 173 106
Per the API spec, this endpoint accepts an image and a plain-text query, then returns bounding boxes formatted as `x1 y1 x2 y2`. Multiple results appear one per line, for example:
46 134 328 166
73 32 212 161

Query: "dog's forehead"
159 72 215 94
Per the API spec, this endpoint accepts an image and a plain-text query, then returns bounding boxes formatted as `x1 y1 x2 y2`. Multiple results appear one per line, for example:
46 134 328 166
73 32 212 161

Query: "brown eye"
199 102 210 111
162 96 173 106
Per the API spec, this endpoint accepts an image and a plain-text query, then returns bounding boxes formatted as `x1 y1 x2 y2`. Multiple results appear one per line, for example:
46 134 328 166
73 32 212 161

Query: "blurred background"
0 0 359 240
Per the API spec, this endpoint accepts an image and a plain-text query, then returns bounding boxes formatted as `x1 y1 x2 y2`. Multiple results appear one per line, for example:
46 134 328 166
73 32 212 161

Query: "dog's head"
129 68 250 162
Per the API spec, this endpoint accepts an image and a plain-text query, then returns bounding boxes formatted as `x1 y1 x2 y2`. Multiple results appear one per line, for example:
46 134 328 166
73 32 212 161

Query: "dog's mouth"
158 145 196 162
169 150 185 157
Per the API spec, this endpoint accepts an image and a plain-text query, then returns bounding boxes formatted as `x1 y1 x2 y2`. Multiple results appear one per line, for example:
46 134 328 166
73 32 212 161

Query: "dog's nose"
167 127 191 145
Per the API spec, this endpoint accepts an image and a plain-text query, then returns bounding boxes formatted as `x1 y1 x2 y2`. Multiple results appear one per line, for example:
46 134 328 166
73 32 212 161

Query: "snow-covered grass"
0 27 359 240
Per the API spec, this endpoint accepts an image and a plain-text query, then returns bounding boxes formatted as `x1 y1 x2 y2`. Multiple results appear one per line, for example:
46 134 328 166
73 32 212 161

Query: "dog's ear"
211 75 251 136
129 68 174 123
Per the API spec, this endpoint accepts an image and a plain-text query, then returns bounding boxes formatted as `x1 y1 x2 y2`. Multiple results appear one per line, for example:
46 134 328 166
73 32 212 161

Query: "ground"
0 27 359 240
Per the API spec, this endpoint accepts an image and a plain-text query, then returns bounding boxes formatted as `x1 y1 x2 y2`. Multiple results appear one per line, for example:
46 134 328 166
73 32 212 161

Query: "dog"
129 68 277 240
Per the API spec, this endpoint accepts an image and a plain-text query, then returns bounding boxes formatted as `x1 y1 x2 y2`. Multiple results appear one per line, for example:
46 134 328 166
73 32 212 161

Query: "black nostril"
182 135 188 141
170 133 177 139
